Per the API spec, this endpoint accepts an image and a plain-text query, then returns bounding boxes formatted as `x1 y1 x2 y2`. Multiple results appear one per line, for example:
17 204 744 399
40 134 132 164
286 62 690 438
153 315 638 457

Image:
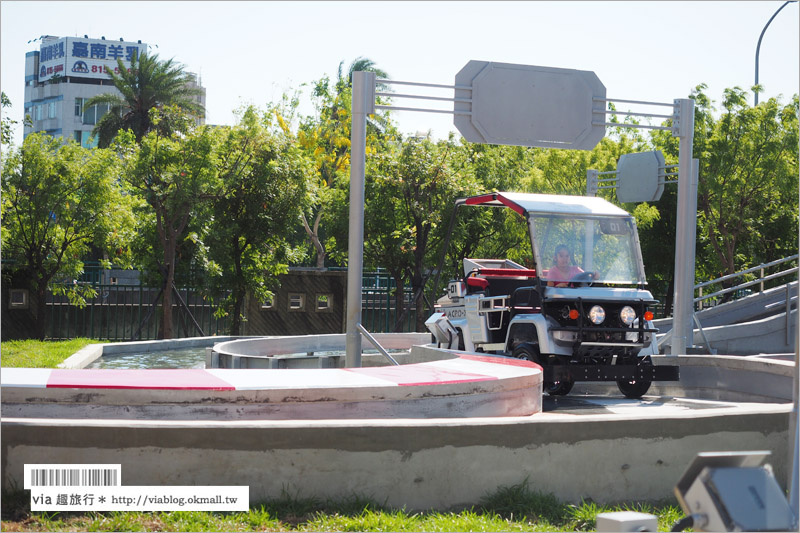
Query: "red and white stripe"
1 354 540 391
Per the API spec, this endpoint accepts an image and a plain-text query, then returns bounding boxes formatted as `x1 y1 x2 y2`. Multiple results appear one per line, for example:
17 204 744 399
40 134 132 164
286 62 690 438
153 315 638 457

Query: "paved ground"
542 394 779 415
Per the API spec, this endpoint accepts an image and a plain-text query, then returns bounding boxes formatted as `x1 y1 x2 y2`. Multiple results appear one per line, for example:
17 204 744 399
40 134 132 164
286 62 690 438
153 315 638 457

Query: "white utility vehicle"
426 192 679 398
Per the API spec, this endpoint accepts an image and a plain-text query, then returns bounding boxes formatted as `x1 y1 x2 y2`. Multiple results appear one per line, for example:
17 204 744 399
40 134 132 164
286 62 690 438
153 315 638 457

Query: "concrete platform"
1 347 794 509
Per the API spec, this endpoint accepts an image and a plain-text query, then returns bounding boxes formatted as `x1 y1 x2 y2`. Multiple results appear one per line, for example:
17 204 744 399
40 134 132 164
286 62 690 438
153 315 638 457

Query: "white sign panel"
38 37 147 82
455 60 606 150
617 151 665 203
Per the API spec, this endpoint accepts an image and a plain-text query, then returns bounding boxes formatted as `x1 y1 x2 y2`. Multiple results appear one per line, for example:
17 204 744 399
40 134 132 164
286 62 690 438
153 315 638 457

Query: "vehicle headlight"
620 306 637 326
588 305 605 325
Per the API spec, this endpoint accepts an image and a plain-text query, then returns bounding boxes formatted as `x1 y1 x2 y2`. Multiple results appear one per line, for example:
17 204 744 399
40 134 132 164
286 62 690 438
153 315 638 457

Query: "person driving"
547 244 590 287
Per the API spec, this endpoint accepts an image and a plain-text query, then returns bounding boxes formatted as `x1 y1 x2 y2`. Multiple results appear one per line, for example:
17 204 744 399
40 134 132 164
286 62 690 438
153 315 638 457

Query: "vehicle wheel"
544 360 574 396
512 343 574 396
616 357 652 399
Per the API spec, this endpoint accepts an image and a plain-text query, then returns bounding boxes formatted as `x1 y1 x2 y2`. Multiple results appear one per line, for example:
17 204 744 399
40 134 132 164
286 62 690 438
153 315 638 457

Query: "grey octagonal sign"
454 61 606 150
617 151 665 203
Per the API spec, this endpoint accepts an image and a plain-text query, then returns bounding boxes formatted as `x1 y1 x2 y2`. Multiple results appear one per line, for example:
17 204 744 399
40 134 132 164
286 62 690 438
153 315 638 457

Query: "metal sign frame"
347 62 797 513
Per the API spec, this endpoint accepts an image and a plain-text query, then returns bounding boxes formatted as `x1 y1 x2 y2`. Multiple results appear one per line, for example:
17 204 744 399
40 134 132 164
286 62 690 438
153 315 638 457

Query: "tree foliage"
295 57 392 268
205 106 311 335
86 52 205 148
1 92 18 149
645 85 799 298
1 133 134 338
697 88 798 277
5 68 798 342
119 109 219 339
366 137 476 330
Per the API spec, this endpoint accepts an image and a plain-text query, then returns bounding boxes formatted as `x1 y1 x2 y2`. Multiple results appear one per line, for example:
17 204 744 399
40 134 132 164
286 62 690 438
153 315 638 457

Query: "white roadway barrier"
1 347 543 420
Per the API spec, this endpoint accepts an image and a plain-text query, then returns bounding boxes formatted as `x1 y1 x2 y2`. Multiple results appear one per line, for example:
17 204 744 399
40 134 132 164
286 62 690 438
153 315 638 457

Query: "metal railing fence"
694 255 798 309
358 270 419 333
46 284 229 341
8 256 798 339
3 261 421 340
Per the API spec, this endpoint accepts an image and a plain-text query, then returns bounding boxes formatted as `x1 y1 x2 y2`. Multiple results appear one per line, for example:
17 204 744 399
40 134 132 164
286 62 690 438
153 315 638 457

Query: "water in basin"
86 347 207 369
86 347 408 369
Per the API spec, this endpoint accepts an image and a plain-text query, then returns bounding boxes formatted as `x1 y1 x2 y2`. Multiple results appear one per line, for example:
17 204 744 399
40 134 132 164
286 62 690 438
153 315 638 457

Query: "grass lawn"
1 338 101 368
1 481 687 532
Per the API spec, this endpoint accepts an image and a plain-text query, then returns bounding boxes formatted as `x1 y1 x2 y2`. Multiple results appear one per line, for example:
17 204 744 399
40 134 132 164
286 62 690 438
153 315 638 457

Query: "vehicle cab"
429 192 679 398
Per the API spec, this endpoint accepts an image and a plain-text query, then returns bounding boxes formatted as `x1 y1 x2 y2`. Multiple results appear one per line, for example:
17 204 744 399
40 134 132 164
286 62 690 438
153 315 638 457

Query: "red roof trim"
463 193 526 216
474 268 537 278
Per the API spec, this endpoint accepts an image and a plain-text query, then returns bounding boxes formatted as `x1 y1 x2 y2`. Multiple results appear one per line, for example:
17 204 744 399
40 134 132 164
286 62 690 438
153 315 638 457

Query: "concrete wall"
210 333 435 369
3 352 543 421
657 309 796 356
246 269 346 336
2 404 789 510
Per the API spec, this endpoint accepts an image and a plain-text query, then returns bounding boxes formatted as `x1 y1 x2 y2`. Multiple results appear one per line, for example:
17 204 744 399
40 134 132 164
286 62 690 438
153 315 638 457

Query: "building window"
35 105 43 121
48 101 57 119
261 295 274 310
316 294 333 312
9 289 29 309
75 98 85 116
82 102 109 125
74 130 81 143
288 293 305 311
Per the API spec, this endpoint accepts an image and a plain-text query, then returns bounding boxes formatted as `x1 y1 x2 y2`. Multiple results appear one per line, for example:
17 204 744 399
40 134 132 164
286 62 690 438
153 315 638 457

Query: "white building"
24 35 205 147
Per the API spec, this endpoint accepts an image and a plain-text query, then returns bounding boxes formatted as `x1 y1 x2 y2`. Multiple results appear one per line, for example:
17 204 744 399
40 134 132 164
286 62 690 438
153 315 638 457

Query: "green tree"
1 92 18 149
1 133 134 339
649 85 799 291
433 142 537 285
85 52 204 148
206 106 311 335
698 89 798 279
296 57 391 268
120 109 219 339
366 137 475 330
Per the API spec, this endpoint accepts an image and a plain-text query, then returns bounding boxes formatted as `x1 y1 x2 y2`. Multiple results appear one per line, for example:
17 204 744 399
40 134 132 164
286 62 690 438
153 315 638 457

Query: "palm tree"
336 56 389 92
85 51 204 147
336 56 392 135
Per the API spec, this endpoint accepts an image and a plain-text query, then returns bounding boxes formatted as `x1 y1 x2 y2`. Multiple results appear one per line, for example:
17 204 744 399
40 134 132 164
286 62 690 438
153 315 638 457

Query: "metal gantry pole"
670 98 696 357
791 131 800 522
791 317 799 522
345 71 375 368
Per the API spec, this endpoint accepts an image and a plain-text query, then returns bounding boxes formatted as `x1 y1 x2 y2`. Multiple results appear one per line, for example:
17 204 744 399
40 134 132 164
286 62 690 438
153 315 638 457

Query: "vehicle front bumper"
545 364 680 383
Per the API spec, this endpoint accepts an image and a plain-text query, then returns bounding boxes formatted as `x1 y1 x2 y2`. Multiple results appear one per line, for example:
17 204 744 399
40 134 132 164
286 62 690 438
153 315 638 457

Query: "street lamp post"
754 0 796 106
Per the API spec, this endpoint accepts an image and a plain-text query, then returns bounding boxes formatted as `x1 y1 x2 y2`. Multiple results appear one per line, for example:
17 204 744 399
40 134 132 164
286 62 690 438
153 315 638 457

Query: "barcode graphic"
29 468 119 487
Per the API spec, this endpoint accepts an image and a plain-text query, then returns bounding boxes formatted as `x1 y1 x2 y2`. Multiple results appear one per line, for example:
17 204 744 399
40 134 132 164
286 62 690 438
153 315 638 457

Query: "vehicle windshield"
529 214 646 285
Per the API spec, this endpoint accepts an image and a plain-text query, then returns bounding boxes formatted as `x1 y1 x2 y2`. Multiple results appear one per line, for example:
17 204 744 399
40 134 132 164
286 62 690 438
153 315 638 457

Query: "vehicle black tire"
544 360 574 396
512 343 574 396
616 357 652 399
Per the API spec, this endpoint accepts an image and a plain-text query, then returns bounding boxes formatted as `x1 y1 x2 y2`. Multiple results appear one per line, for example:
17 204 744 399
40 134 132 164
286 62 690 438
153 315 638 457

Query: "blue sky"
2 1 798 145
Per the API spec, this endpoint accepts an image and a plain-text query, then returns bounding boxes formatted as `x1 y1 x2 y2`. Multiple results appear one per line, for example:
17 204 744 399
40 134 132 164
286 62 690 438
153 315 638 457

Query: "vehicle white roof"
464 191 631 217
